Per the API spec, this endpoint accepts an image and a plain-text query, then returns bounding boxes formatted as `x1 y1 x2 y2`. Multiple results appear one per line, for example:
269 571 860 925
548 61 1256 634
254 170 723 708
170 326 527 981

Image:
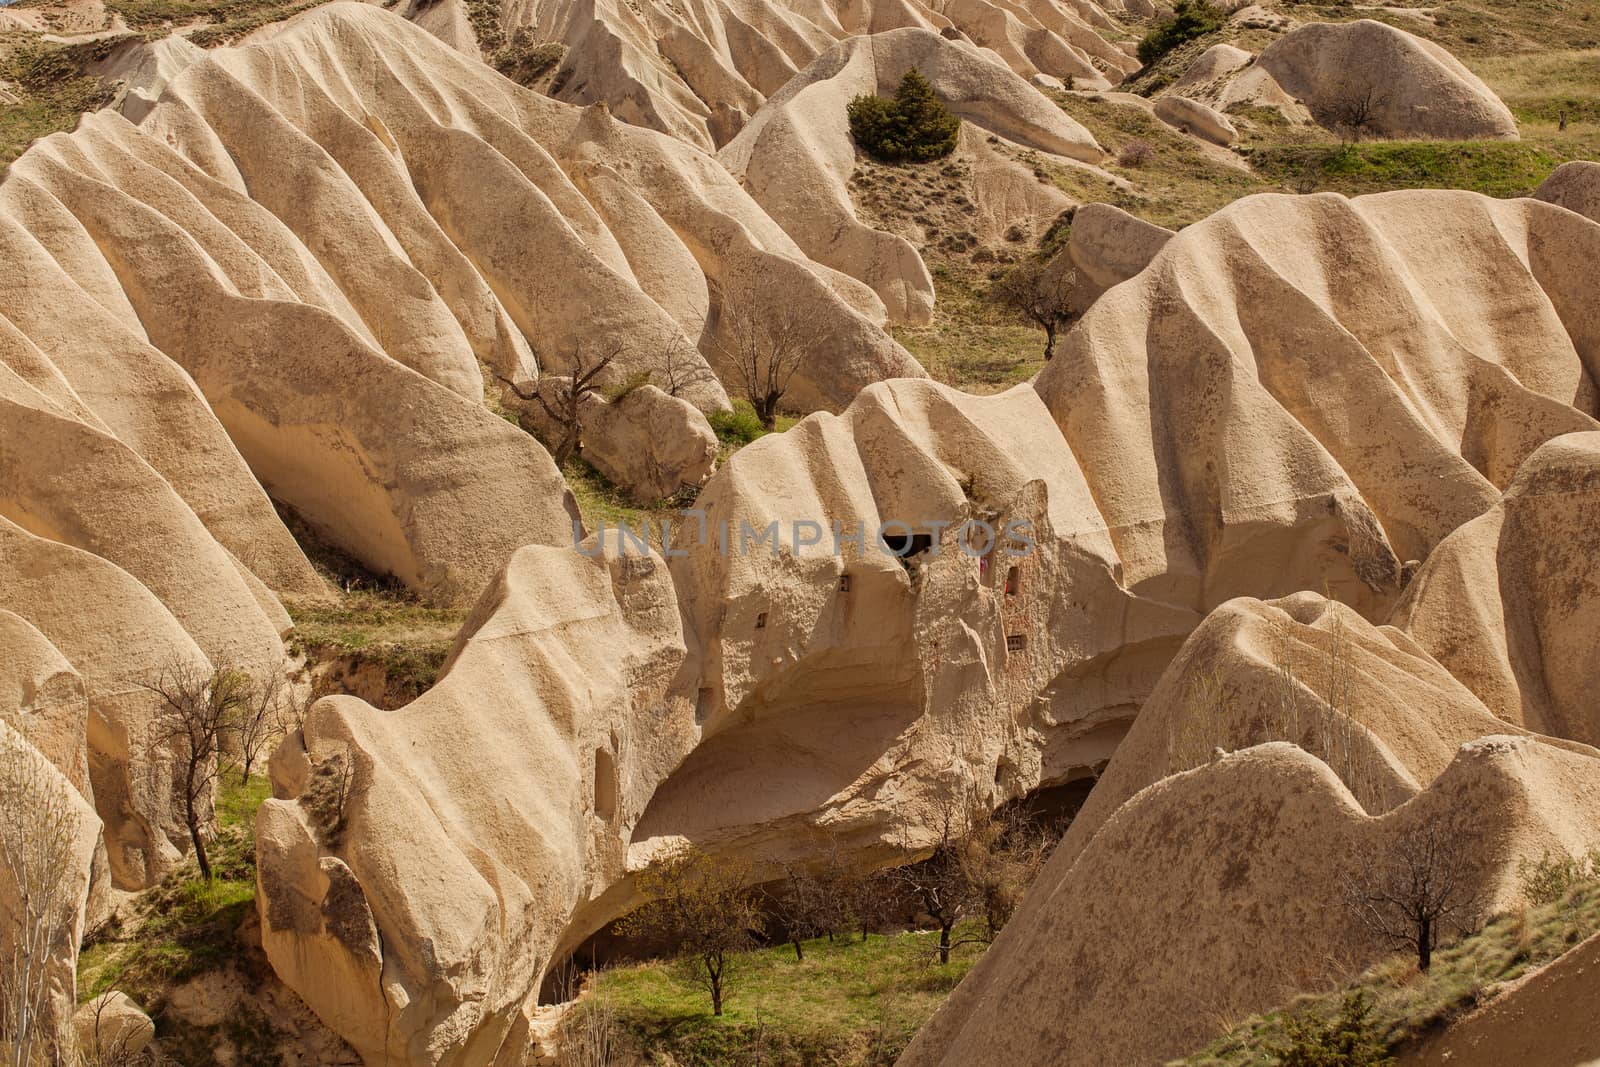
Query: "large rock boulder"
504 380 720 504
1258 21 1518 140
1533 160 1600 224
72 992 156 1062
1154 93 1238 145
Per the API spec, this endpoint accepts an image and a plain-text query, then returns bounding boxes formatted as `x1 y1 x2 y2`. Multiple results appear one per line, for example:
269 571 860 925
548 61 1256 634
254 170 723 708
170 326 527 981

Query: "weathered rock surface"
1154 92 1238 144
484 0 1139 153
254 187 1600 1061
899 736 1600 1066
1258 20 1518 140
0 721 105 1060
719 28 1104 322
1035 189 1600 625
1534 159 1600 224
900 429 1600 1066
1049 201 1173 315
256 542 697 1065
1392 432 1600 749
504 381 720 503
72 991 156 1062
1 2 928 621
1168 42 1310 124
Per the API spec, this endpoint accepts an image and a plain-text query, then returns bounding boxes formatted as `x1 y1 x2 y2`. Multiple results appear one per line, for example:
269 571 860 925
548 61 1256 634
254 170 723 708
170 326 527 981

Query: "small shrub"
1118 139 1155 167
1137 0 1226 66
708 401 767 446
1271 991 1394 1067
848 68 961 163
1519 849 1599 906
489 30 565 87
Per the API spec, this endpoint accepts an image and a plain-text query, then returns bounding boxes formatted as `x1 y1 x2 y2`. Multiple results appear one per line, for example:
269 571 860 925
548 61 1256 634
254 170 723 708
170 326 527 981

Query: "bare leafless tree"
655 320 718 401
0 726 83 1067
76 994 147 1067
893 799 985 965
992 258 1074 360
1324 84 1389 143
498 341 623 466
713 304 809 431
237 666 286 786
143 663 251 881
766 839 855 961
960 809 1052 941
617 847 762 1015
1342 821 1485 972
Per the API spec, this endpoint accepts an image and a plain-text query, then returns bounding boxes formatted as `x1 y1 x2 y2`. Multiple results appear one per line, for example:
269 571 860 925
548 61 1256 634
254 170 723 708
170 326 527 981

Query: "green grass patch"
593 922 987 1066
892 260 1046 392
1182 879 1600 1065
77 777 263 1009
285 588 463 706
1248 139 1577 198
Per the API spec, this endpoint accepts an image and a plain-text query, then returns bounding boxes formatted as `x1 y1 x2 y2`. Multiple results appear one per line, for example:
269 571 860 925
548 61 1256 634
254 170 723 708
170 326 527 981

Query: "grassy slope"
593 923 986 1066
78 775 271 1009
1180 879 1600 1065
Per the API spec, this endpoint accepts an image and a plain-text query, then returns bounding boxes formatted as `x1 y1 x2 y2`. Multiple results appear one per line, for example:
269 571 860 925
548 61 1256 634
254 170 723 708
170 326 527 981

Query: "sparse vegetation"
847 69 961 164
1269 991 1394 1067
77 775 267 1012
488 29 564 87
594 920 986 1065
617 848 764 1016
1183 869 1600 1064
1518 848 1600 907
0 40 116 167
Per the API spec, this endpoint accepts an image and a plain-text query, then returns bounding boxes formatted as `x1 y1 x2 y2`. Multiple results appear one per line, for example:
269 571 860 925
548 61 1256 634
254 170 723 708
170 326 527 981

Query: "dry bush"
1117 139 1155 167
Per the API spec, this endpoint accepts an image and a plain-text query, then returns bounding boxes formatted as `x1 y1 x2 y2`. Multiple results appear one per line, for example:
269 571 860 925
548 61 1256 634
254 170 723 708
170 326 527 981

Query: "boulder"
1533 160 1600 224
503 380 719 503
1258 20 1518 140
1154 92 1239 144
73 992 156 1061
